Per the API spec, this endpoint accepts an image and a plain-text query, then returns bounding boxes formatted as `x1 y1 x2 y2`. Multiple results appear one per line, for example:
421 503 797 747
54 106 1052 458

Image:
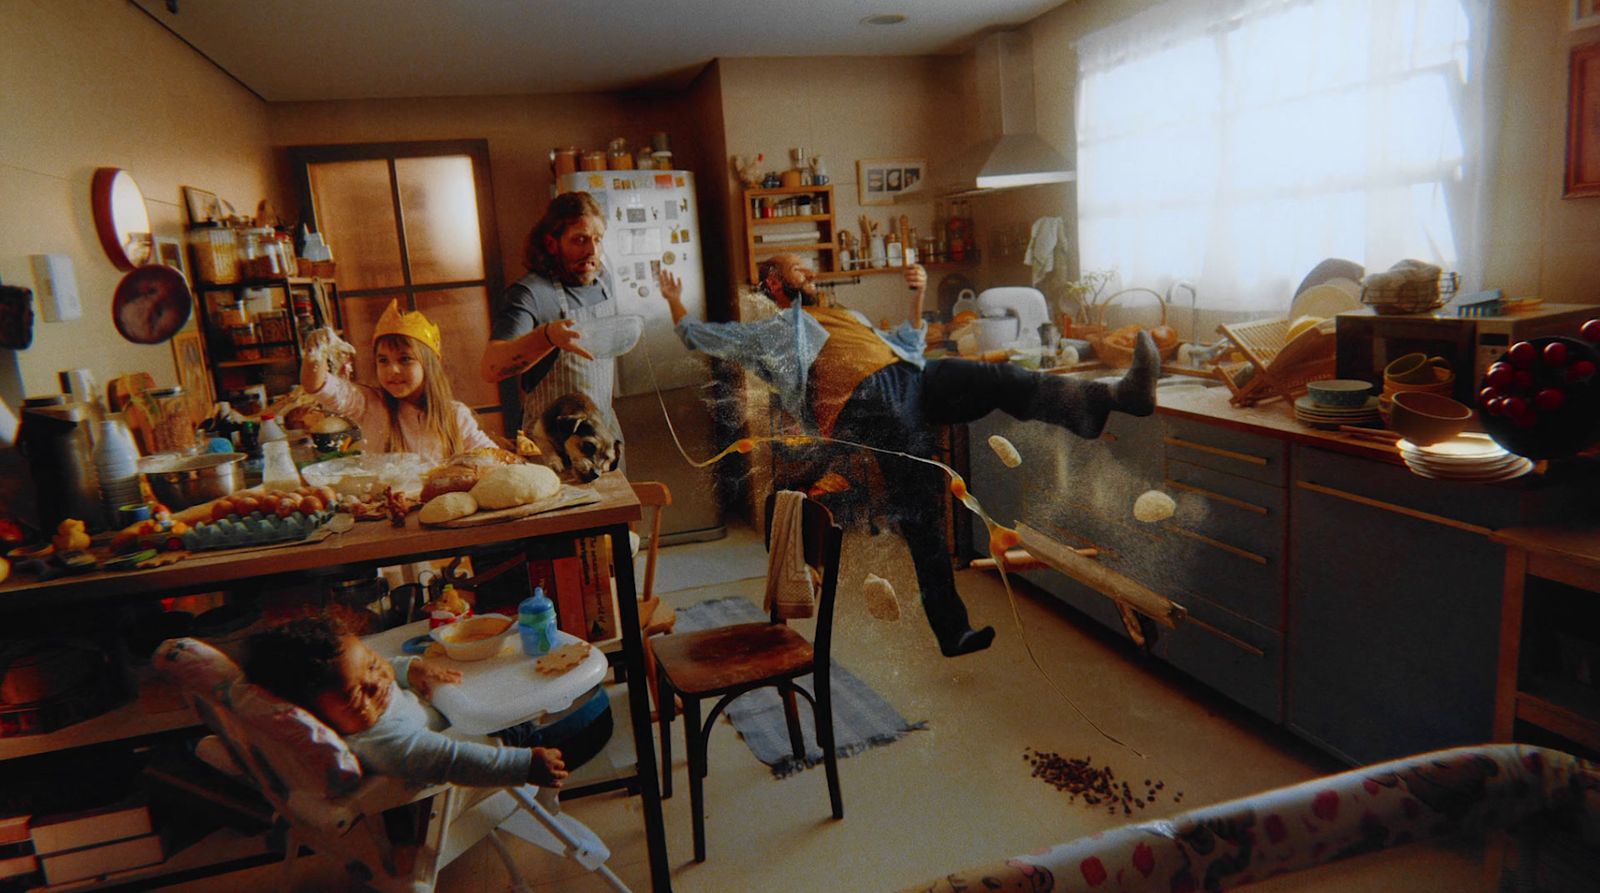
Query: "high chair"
152 637 629 893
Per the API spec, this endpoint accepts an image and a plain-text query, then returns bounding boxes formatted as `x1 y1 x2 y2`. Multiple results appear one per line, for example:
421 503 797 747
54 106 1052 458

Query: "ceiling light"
861 13 907 26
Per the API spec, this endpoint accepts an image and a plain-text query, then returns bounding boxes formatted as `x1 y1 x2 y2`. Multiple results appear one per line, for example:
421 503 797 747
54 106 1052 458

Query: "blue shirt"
674 305 926 427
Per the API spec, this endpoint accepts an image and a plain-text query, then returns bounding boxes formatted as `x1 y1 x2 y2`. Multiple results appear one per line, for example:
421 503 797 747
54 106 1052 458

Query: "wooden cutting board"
427 485 601 528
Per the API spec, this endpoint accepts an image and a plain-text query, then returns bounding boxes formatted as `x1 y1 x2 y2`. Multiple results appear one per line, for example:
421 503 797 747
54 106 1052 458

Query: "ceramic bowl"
429 613 516 661
1381 366 1454 397
1305 379 1373 407
1387 392 1473 446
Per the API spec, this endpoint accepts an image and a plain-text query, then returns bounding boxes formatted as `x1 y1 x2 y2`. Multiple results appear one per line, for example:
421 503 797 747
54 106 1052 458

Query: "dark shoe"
939 625 996 658
1115 331 1160 417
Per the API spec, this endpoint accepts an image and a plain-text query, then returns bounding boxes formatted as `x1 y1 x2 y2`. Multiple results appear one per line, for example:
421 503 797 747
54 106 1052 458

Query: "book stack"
30 798 164 886
525 535 618 643
0 815 39 891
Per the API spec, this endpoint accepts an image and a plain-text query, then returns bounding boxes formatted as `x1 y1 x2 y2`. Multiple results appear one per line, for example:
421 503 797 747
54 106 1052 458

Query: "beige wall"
0 0 274 397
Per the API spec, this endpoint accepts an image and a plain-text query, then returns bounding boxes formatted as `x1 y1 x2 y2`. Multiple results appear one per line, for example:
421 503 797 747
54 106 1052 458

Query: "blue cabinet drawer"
1291 444 1523 530
1159 533 1283 629
1164 458 1286 558
1150 593 1284 723
1163 416 1287 486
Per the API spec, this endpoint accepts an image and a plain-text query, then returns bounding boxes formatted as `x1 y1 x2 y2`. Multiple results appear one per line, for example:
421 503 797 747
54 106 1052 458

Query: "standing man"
481 191 619 442
658 254 1159 658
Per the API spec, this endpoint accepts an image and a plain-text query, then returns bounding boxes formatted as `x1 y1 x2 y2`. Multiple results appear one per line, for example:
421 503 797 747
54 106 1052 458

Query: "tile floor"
174 523 1494 892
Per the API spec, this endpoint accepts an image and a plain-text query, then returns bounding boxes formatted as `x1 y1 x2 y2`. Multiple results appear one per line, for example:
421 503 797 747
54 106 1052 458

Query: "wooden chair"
630 481 676 714
649 492 844 862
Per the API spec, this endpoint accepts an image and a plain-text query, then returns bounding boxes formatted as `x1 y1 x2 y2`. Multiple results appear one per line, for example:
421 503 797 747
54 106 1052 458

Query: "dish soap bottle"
518 586 558 657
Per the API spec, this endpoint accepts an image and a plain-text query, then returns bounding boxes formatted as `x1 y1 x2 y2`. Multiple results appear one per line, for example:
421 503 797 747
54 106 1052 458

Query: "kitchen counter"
1156 385 1405 467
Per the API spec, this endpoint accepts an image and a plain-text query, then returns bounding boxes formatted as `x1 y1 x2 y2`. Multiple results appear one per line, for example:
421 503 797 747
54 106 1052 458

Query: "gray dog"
529 392 622 483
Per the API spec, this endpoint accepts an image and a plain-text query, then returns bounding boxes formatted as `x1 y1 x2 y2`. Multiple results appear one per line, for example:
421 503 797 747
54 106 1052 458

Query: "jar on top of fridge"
190 221 239 284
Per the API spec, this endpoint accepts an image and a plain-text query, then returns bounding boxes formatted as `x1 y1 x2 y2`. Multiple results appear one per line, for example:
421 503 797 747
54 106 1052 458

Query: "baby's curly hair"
244 615 352 708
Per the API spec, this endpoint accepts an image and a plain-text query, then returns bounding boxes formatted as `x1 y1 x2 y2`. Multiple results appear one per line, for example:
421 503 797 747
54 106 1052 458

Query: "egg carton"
182 510 334 552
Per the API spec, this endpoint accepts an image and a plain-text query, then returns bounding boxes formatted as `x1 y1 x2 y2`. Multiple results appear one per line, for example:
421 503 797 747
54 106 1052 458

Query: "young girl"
301 300 498 465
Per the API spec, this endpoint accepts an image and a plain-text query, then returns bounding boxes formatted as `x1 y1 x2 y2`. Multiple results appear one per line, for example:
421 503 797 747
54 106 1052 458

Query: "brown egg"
276 500 298 518
211 501 234 522
236 496 261 515
299 495 324 514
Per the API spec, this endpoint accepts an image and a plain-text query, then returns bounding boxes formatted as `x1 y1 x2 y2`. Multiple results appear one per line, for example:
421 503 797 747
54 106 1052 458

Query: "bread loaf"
420 464 486 502
419 491 478 525
469 464 561 510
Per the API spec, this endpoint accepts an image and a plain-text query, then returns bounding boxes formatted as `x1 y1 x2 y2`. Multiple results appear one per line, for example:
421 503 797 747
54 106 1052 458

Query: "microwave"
1335 303 1596 404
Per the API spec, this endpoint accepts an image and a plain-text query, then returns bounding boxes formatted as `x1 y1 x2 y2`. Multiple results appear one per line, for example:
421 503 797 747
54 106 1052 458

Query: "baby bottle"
518 586 558 657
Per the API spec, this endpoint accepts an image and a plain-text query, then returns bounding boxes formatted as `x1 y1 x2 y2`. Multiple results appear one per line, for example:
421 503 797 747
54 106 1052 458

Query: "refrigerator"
556 169 724 543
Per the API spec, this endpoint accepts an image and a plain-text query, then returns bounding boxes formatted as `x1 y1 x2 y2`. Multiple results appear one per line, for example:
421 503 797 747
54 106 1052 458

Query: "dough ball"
987 434 1022 468
419 491 478 525
862 573 900 622
1132 489 1176 523
469 463 561 510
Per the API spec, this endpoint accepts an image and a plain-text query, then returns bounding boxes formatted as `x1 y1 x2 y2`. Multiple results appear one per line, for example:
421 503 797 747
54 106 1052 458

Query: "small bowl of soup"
429 613 515 661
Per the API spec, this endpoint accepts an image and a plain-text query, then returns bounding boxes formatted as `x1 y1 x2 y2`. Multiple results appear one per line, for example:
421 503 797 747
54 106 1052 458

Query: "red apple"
1535 388 1567 412
1507 341 1537 367
1513 370 1535 391
1486 397 1505 416
1485 363 1515 389
1568 359 1597 382
1478 386 1500 407
1543 341 1569 367
1582 318 1600 342
1502 396 1527 418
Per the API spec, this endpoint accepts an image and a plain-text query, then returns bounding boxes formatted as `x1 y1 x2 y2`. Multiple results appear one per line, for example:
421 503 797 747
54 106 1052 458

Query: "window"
1075 0 1485 314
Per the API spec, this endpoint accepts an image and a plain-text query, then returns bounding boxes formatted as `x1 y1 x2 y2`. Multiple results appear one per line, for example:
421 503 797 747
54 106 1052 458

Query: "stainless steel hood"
942 30 1075 195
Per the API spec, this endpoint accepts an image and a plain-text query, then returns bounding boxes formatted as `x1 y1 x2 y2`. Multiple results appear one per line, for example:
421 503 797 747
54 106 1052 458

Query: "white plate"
1399 446 1515 467
1404 453 1523 474
1396 433 1507 459
1405 456 1533 482
1290 282 1364 321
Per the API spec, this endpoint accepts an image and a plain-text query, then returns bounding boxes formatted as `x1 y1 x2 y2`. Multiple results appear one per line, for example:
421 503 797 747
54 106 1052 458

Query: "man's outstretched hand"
658 270 687 323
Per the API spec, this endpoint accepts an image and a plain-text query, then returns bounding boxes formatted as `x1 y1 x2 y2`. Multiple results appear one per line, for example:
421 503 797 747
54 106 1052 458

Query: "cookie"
535 642 592 675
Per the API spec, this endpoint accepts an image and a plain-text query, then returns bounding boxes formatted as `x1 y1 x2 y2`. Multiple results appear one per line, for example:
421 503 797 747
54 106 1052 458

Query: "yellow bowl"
429 613 515 661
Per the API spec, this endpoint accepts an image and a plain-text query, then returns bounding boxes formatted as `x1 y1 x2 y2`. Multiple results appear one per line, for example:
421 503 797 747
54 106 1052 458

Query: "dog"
528 392 622 483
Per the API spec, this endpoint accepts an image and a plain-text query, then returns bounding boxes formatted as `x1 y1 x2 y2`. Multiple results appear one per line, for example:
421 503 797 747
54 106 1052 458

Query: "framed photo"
1566 42 1600 197
857 157 926 206
1576 0 1600 30
153 235 187 281
183 186 221 226
168 328 214 422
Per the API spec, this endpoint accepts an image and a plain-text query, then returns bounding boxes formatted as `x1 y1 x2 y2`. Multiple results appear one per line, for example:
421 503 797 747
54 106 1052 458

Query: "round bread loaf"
469 463 561 510
419 491 479 525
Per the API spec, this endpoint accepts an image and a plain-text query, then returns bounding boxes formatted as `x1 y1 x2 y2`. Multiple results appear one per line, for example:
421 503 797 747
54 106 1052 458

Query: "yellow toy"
53 519 90 553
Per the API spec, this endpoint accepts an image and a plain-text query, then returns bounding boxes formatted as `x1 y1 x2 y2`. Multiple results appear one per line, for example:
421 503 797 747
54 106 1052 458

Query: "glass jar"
241 228 287 278
230 322 260 360
191 222 238 284
607 138 634 170
147 386 199 455
551 146 578 178
579 150 607 171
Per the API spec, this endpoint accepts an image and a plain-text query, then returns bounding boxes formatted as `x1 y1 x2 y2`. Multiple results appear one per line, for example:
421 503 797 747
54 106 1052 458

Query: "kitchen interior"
3 1 1600 892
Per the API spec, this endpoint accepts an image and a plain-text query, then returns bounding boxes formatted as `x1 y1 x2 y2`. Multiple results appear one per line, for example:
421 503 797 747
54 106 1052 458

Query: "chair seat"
652 622 814 695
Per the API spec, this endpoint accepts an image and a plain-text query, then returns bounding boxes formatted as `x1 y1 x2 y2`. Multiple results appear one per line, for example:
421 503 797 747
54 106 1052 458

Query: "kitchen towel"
763 490 816 619
1024 216 1071 286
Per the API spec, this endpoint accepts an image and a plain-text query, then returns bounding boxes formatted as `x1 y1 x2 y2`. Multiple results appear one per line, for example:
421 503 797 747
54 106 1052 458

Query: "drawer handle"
1181 611 1267 658
1164 524 1269 565
1164 437 1269 467
1165 479 1270 515
1294 481 1493 536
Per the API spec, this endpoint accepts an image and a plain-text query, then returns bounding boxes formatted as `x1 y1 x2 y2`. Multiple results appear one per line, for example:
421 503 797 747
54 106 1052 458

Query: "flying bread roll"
469 463 561 510
987 434 1022 468
419 491 479 525
1132 489 1176 523
862 573 900 622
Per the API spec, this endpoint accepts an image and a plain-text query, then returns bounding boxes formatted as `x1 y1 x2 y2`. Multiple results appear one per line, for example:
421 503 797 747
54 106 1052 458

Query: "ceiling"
131 0 1069 101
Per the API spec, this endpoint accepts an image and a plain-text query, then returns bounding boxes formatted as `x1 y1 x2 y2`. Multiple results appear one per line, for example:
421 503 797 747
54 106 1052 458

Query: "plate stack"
1396 433 1534 482
1293 394 1381 429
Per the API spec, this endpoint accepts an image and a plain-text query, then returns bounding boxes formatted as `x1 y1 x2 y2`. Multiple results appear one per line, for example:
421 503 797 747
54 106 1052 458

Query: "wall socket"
30 253 80 322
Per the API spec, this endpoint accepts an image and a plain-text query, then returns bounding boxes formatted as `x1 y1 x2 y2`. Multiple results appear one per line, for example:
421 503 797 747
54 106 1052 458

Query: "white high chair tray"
366 621 608 735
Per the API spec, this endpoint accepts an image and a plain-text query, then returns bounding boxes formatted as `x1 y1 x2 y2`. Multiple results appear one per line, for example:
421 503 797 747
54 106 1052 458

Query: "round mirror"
91 167 153 270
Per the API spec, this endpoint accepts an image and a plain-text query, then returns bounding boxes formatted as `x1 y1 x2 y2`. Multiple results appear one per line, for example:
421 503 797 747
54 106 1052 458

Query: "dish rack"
1360 272 1459 315
1215 316 1337 407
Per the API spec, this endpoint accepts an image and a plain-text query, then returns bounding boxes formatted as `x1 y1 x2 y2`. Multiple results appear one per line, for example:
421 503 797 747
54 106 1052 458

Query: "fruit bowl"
1476 335 1600 459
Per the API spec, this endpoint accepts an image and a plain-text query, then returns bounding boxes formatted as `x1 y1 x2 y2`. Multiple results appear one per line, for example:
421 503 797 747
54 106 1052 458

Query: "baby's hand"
544 319 595 360
526 747 568 787
406 659 462 698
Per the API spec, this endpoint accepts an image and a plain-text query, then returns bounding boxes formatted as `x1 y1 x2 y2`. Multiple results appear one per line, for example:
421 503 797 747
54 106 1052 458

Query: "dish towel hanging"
1024 216 1071 286
763 490 816 620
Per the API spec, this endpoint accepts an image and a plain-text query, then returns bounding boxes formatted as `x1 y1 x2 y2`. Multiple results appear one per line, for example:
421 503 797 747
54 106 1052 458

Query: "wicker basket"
1083 288 1178 368
1360 272 1458 315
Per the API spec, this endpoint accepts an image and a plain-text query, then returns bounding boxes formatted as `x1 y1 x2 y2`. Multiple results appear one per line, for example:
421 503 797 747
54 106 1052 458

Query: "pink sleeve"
311 373 378 420
454 402 500 452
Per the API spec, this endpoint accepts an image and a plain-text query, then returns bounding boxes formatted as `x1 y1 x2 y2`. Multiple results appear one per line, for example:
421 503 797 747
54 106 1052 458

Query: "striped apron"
518 277 621 441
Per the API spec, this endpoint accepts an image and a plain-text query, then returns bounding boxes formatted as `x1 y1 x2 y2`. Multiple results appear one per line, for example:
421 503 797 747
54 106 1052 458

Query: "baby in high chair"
245 615 568 788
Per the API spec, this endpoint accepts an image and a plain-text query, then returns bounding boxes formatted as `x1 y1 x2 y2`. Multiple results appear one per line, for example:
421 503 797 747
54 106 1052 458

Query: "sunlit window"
1076 0 1483 313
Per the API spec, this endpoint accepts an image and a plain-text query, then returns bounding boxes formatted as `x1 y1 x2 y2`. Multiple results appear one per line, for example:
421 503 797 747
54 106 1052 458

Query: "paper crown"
371 300 441 355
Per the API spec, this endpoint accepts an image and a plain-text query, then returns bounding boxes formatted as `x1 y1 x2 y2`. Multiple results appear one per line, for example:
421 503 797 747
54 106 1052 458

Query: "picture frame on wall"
182 186 221 226
857 158 926 206
1576 0 1600 30
153 235 187 281
1566 42 1600 198
168 328 214 423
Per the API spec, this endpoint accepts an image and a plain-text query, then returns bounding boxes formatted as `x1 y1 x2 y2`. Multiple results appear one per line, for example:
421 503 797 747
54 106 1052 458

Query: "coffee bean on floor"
1023 748 1182 813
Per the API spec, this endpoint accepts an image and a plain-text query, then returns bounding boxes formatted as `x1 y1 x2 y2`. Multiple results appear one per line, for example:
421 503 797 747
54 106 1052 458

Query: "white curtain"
1075 0 1489 314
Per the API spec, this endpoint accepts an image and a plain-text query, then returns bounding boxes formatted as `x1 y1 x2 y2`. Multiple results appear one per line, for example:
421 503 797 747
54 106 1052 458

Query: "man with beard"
659 253 1159 657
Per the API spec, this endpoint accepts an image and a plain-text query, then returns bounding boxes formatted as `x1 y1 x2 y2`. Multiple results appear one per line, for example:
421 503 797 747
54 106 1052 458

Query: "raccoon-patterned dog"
529 392 622 483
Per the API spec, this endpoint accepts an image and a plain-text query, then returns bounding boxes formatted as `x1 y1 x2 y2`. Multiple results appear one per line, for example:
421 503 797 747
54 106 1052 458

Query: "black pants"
829 358 1103 644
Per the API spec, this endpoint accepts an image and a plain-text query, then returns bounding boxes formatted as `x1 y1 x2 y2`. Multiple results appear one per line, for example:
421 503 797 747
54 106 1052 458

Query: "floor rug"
674 596 927 778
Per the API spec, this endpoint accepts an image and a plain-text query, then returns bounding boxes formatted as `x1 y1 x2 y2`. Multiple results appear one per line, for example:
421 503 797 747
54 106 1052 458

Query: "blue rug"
675 596 927 778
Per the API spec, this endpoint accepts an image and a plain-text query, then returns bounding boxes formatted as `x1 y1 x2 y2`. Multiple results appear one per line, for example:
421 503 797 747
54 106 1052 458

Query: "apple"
1485 363 1515 389
1478 386 1499 407
1502 396 1527 418
1535 388 1566 413
1507 341 1537 367
1486 397 1505 416
1513 370 1535 391
1543 341 1569 367
1568 359 1597 381
1582 318 1600 342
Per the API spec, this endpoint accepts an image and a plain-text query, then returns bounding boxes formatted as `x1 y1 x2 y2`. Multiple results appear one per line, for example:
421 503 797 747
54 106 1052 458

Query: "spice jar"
190 221 239 284
550 146 578 178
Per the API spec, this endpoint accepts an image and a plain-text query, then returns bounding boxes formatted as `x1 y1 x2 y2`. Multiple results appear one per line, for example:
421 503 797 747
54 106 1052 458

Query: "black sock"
939 625 996 658
1115 331 1160 417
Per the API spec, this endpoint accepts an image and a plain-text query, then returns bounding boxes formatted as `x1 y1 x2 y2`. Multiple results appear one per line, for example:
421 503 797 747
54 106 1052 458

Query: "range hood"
941 30 1075 195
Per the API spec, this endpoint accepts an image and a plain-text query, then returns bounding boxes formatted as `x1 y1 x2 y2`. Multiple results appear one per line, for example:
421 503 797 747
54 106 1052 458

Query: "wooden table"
1491 523 1600 754
0 472 673 892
